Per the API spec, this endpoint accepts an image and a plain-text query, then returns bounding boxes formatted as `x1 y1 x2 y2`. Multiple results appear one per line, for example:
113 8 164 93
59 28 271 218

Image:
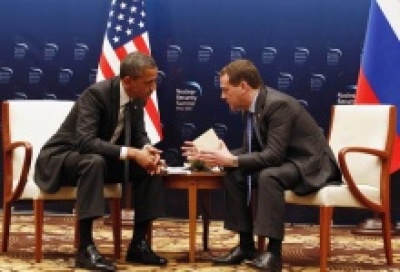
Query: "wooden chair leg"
381 212 393 265
34 199 44 262
146 222 153 245
1 201 12 253
257 236 266 252
319 206 333 272
110 198 122 259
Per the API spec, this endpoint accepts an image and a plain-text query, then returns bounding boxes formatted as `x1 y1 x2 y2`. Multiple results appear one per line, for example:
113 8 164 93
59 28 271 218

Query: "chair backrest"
328 105 396 188
2 100 74 187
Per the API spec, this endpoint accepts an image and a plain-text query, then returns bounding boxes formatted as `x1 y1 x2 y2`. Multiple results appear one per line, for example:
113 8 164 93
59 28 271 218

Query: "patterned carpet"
0 214 399 271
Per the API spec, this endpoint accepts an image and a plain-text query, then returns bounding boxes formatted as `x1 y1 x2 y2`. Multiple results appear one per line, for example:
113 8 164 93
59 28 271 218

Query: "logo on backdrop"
213 123 228 140
310 73 326 92
59 68 73 85
44 92 57 99
28 67 43 84
294 47 309 65
167 45 182 62
157 70 166 85
327 48 342 66
74 43 89 61
14 42 29 60
297 99 309 108
176 81 201 111
262 47 277 65
0 67 13 84
181 123 197 141
14 92 28 99
230 46 246 61
44 43 59 61
277 72 293 91
198 45 213 63
89 68 97 85
337 85 356 105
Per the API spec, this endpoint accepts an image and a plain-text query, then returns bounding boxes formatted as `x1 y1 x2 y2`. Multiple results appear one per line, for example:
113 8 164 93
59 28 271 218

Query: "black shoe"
75 244 116 271
212 245 257 265
125 240 168 266
246 251 282 271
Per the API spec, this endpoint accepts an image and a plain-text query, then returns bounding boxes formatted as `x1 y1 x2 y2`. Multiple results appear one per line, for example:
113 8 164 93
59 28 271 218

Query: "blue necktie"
247 112 253 205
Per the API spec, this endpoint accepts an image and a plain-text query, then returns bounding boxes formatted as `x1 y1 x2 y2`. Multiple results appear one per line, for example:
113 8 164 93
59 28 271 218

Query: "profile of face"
122 67 158 101
219 73 247 111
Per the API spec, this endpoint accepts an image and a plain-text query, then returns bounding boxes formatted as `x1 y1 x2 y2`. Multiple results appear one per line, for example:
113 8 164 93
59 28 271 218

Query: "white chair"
257 104 396 271
1 100 122 262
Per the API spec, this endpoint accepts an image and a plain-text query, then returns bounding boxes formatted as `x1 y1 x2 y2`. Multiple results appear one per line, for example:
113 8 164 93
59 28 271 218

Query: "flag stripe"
377 0 400 40
362 0 400 108
145 97 163 137
355 69 379 103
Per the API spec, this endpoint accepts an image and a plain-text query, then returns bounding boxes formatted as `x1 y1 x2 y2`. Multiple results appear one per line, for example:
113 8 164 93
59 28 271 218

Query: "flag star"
112 36 119 44
141 11 145 17
107 21 112 28
126 28 132 36
138 21 144 28
120 1 127 9
131 6 137 13
118 13 124 21
109 10 114 17
128 17 135 24
115 25 122 32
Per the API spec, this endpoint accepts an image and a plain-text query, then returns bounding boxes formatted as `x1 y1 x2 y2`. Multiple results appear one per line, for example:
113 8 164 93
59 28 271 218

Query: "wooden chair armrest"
4 141 33 203
338 146 388 212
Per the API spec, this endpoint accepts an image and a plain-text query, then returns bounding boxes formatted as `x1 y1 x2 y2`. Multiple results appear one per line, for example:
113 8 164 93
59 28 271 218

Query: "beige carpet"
0 214 399 271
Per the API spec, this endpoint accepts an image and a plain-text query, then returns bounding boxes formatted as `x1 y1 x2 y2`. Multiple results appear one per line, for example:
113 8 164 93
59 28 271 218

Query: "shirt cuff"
120 146 128 160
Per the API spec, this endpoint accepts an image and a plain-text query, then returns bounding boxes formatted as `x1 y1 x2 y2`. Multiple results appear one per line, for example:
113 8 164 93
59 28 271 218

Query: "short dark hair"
219 59 263 89
120 52 157 79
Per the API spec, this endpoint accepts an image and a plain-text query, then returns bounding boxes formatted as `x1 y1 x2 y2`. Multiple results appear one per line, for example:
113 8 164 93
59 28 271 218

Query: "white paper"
165 166 191 174
192 128 220 151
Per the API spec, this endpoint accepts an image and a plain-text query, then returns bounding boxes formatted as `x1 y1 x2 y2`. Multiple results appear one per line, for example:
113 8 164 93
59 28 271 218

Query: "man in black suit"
183 59 341 271
34 52 167 271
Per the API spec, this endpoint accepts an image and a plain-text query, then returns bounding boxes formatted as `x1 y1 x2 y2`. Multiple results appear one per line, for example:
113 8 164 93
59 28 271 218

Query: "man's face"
219 74 246 111
123 68 158 101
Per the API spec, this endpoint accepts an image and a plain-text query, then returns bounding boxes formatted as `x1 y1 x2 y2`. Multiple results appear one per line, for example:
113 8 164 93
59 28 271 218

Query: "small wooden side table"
162 171 224 263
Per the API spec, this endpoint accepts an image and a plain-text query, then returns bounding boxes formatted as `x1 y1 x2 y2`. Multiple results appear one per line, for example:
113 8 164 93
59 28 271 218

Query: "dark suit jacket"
34 77 150 193
236 87 341 195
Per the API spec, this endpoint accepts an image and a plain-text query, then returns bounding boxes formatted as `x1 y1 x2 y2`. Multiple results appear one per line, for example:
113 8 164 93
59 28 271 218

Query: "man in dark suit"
183 59 341 271
34 52 167 271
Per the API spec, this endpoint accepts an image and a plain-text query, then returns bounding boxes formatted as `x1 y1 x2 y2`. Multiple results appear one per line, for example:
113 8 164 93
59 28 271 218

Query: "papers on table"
164 166 191 174
192 128 220 151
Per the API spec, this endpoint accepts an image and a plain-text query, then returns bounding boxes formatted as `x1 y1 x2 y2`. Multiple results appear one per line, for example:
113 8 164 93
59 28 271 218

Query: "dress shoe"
246 251 282 271
212 245 257 265
125 240 168 266
75 244 116 271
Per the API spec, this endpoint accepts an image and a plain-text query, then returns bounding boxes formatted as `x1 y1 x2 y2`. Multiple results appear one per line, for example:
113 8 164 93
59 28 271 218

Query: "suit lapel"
253 87 267 148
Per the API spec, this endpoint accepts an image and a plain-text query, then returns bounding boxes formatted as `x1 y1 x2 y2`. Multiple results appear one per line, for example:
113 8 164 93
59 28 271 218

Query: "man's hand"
196 140 237 168
127 146 163 175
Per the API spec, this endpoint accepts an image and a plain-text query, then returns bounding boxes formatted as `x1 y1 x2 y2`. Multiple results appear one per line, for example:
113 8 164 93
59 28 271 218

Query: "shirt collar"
248 90 259 114
119 82 130 106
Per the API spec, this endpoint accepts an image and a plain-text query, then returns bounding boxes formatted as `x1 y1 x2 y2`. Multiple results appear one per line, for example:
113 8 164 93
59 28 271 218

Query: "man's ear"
239 81 249 94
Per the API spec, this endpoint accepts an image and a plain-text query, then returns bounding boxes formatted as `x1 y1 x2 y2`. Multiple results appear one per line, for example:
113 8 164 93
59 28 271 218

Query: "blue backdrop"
1 0 382 224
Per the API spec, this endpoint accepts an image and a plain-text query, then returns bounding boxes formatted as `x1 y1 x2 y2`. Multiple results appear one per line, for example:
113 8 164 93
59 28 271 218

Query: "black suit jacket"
34 77 150 193
237 86 341 195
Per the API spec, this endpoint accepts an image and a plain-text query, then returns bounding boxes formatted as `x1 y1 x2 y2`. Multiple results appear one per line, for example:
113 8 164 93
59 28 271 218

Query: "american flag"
96 0 162 144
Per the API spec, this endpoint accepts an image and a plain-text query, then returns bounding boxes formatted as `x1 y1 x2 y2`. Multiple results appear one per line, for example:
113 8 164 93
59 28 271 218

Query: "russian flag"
355 0 400 173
